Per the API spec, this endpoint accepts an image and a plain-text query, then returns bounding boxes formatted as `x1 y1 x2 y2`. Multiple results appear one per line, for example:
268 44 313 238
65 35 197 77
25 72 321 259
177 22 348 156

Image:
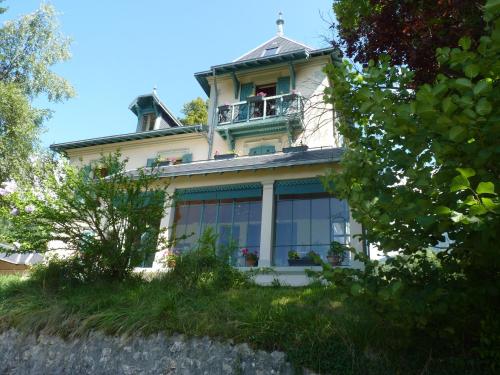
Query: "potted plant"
218 104 231 123
327 241 349 266
241 248 258 267
283 144 308 153
214 150 238 160
287 250 321 266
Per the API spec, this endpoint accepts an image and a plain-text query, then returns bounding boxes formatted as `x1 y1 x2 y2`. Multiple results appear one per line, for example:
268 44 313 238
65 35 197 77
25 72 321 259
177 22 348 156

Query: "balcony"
216 93 304 146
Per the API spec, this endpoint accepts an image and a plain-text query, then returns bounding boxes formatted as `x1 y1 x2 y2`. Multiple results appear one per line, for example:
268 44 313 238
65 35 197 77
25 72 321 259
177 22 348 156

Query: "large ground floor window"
173 197 262 266
273 192 350 266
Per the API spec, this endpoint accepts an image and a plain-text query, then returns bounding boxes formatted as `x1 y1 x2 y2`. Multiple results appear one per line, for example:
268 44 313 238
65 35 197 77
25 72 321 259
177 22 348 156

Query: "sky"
1 1 335 148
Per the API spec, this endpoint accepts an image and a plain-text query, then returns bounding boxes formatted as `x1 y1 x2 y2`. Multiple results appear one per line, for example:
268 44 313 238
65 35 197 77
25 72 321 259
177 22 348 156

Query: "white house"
50 14 366 285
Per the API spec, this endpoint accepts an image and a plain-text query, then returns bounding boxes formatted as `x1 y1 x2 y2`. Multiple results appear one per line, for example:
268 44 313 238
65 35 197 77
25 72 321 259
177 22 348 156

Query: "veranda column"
259 179 275 267
153 184 176 269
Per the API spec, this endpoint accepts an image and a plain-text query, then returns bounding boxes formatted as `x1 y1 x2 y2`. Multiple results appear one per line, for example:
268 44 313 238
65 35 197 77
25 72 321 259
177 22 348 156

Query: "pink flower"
256 92 267 97
241 248 249 255
10 208 19 216
25 204 35 213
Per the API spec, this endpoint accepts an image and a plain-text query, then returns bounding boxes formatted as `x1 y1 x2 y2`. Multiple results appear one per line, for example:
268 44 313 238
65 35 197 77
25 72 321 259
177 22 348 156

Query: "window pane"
293 199 310 245
249 201 262 221
247 223 261 247
276 200 292 221
332 220 346 236
201 202 217 234
185 204 202 244
331 198 347 219
311 198 330 245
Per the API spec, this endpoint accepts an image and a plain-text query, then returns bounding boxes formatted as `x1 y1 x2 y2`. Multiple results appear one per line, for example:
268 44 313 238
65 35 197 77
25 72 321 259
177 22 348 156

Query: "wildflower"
241 248 249 256
10 208 19 216
25 204 35 213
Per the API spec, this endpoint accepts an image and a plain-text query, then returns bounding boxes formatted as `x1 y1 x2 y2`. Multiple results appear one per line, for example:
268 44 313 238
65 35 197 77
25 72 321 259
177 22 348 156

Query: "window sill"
236 265 350 274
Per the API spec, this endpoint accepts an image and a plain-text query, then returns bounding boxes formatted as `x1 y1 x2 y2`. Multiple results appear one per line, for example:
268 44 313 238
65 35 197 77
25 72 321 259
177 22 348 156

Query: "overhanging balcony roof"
194 47 337 95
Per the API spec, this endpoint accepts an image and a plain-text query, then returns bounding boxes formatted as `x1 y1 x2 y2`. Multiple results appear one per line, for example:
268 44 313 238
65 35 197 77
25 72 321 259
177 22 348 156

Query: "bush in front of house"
0 152 169 282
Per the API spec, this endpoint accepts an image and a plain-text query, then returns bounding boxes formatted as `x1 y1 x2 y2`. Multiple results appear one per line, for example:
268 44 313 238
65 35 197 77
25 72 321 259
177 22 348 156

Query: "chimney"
276 12 284 36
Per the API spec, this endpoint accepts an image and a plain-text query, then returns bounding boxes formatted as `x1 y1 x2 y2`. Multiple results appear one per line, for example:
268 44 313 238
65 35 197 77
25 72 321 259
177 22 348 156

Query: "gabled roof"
129 91 183 127
234 35 312 62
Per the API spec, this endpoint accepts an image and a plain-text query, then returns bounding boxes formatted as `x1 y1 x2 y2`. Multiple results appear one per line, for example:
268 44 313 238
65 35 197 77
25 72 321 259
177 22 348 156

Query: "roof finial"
276 12 284 36
153 85 157 95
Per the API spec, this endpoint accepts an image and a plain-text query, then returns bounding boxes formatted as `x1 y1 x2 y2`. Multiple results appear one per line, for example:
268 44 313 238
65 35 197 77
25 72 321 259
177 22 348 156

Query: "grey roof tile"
129 147 344 178
235 36 312 62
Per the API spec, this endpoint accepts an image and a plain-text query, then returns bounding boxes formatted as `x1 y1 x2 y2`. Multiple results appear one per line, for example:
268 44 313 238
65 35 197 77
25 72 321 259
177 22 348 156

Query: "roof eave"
194 47 337 93
50 125 207 153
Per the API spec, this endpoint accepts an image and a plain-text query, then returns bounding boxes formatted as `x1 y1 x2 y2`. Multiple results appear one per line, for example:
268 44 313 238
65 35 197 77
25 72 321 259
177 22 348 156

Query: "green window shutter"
249 145 276 156
240 83 254 100
181 153 193 163
146 158 156 167
239 83 254 121
176 183 262 201
275 178 326 195
277 76 290 95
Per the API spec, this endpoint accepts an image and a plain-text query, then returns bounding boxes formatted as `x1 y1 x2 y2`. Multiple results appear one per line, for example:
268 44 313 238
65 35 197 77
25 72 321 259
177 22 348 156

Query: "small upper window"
262 47 278 57
141 113 156 131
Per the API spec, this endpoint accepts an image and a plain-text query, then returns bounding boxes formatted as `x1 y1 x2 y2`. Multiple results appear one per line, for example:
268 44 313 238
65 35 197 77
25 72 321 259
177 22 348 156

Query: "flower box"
283 145 308 153
214 153 237 160
288 258 321 267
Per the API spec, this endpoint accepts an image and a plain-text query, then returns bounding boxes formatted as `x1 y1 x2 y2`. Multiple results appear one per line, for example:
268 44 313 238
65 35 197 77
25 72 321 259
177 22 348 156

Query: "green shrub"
164 228 249 290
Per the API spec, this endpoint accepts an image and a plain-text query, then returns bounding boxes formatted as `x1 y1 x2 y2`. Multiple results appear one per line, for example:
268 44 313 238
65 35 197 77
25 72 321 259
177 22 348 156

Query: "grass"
0 271 492 375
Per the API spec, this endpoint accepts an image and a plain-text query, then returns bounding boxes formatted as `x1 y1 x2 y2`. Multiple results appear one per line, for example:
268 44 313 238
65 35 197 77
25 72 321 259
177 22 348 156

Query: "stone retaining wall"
0 329 295 374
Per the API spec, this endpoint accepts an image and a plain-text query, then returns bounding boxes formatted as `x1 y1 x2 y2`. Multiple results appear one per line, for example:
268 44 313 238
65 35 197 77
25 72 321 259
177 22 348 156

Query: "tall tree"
0 3 74 183
332 0 485 84
325 0 499 277
179 97 208 125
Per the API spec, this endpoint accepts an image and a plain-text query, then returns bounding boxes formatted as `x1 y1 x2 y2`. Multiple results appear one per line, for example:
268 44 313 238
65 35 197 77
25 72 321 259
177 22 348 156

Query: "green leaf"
350 283 364 296
458 36 472 50
457 168 476 178
442 97 457 114
476 181 496 195
481 197 500 211
464 64 480 78
470 204 487 216
455 78 472 90
449 126 465 141
435 206 451 215
450 175 470 192
475 98 492 116
473 79 492 96
451 211 465 223
485 0 500 15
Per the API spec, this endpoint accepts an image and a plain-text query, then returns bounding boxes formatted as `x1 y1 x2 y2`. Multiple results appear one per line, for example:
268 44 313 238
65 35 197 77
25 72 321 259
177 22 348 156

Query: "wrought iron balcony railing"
217 93 303 125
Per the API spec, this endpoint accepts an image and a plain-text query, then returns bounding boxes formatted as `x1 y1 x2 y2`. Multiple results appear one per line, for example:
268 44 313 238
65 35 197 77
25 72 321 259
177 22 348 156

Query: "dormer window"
141 113 156 131
262 46 278 57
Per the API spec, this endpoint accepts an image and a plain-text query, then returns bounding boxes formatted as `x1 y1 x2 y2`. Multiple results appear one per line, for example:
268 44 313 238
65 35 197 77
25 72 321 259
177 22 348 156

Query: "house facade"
50 15 365 285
